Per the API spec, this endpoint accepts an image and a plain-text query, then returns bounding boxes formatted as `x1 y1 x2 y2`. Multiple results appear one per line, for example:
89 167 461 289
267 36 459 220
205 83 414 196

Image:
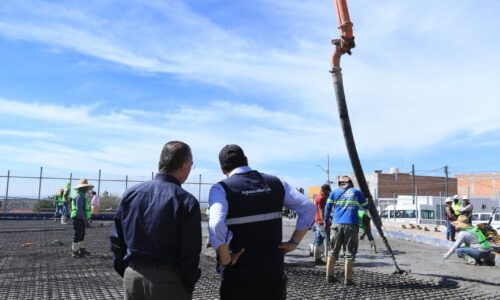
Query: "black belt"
128 260 175 271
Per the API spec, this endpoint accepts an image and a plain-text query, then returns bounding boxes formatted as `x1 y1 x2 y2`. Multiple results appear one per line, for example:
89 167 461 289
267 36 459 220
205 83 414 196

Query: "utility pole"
412 164 416 205
327 154 330 184
316 155 331 184
444 165 449 197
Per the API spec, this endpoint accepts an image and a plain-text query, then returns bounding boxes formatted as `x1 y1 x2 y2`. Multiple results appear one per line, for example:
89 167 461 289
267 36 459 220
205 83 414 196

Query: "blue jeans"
62 202 70 217
54 205 64 218
313 224 327 246
446 221 456 240
455 247 491 260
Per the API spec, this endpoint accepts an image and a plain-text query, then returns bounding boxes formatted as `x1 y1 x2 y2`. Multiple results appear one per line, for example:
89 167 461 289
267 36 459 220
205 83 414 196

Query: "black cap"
219 144 247 166
321 184 331 192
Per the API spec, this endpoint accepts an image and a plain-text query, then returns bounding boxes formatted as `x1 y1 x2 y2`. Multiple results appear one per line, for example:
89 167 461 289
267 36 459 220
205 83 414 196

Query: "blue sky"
1 0 499 190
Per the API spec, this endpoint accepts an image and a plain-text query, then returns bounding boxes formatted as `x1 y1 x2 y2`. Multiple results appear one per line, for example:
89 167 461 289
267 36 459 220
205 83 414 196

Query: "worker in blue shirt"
110 141 201 300
324 175 368 286
208 144 315 300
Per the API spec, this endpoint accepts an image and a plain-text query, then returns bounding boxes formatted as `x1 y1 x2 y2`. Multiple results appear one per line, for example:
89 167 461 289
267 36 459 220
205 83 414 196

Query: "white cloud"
0 129 55 138
0 0 500 187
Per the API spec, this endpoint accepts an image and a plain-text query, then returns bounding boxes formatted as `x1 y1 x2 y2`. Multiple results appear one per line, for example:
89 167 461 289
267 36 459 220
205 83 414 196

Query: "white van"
380 204 436 224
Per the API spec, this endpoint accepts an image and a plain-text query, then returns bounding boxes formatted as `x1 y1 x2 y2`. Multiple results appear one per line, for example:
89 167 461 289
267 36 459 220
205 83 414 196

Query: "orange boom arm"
332 0 355 68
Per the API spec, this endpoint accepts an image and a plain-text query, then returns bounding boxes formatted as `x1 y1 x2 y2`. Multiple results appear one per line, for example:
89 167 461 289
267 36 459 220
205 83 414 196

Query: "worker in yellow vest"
53 189 65 222
71 179 93 258
451 195 461 217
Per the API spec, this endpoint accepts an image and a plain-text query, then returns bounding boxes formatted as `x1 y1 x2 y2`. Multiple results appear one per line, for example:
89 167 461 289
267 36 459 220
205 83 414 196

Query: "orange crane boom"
331 0 355 68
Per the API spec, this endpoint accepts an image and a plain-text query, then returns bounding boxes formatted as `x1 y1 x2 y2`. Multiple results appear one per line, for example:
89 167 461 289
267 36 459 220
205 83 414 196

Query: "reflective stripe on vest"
464 227 491 250
226 211 282 225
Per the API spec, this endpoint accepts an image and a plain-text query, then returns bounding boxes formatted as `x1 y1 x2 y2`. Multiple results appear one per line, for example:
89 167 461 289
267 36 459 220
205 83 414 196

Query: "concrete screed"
0 219 499 299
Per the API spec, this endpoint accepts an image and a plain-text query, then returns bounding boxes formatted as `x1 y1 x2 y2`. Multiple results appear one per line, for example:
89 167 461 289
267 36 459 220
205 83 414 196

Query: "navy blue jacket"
110 173 201 292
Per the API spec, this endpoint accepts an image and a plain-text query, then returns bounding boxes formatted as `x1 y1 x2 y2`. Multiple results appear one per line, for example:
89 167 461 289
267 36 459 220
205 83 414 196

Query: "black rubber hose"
331 66 405 274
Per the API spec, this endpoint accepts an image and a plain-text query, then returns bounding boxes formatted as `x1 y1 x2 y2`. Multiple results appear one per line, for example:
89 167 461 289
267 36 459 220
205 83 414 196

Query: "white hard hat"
452 194 460 200
462 195 470 201
445 197 453 203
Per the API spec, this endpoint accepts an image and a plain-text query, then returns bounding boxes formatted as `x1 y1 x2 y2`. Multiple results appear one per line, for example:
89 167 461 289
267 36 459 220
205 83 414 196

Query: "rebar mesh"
0 220 497 299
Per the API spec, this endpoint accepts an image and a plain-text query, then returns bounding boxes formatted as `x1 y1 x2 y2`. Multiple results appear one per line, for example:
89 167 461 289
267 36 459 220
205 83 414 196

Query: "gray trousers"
328 224 359 260
124 265 191 300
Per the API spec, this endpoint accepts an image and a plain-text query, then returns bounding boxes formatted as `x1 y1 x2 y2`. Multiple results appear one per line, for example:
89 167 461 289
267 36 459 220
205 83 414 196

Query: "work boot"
314 246 325 265
370 240 377 253
326 256 337 283
461 254 476 265
79 241 90 256
72 242 82 258
79 248 90 256
483 253 496 266
344 259 354 286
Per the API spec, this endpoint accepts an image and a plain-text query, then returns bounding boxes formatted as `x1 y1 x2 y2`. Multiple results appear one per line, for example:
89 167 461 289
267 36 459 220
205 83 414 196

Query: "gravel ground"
0 219 498 299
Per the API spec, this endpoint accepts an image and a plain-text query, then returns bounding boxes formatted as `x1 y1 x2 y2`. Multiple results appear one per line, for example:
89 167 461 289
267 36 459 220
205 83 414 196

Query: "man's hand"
278 241 297 254
219 248 245 267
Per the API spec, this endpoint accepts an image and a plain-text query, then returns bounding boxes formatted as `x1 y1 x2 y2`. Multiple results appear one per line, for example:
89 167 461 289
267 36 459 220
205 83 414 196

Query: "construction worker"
71 179 93 258
443 215 495 266
208 144 315 300
53 189 65 222
358 208 377 253
451 195 461 217
310 184 332 265
62 182 71 224
459 196 473 224
444 197 457 241
324 175 369 286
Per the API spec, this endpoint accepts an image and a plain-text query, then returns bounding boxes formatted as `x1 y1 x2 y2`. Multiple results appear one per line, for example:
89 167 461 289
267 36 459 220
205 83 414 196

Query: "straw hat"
74 179 94 190
462 195 470 201
452 215 472 230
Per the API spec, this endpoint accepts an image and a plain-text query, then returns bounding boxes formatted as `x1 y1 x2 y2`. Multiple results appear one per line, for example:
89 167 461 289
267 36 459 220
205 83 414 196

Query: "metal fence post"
69 172 73 189
4 170 10 214
98 169 102 196
151 172 154 180
38 166 43 201
198 174 202 202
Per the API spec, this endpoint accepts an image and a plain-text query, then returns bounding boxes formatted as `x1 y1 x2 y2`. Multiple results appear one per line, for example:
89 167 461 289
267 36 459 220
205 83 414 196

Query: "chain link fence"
0 168 218 215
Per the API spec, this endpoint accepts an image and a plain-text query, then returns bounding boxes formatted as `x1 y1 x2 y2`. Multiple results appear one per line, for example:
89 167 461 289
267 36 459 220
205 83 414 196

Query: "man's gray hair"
158 141 192 174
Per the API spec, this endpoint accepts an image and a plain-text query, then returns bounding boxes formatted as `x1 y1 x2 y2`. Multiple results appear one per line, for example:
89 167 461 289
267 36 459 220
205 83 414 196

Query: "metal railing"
0 168 218 214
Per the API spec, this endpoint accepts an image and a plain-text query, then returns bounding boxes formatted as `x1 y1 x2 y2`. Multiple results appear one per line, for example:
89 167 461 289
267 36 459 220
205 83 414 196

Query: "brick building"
308 168 458 202
456 173 500 199
360 168 458 199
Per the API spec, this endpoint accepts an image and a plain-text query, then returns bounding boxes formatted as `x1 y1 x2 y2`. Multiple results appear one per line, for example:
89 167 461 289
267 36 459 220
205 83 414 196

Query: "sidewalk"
377 221 500 267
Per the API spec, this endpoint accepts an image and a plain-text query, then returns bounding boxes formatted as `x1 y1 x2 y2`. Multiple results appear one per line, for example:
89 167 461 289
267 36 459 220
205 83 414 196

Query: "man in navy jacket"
110 141 201 300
